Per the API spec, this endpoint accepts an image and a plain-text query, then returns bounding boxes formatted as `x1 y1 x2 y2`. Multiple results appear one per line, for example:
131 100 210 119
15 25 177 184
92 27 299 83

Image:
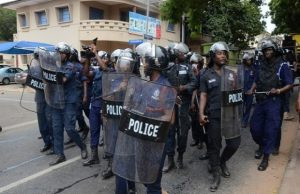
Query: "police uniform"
250 57 293 155
52 61 86 156
89 67 103 149
200 67 241 172
115 75 171 194
73 62 89 134
240 63 256 127
165 62 197 159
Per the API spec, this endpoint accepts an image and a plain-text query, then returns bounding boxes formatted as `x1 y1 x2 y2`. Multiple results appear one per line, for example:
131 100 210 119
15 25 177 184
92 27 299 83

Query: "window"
21 55 28 64
35 10 48 25
167 22 175 32
0 55 3 63
18 14 28 27
120 10 129 22
89 7 104 20
57 7 71 22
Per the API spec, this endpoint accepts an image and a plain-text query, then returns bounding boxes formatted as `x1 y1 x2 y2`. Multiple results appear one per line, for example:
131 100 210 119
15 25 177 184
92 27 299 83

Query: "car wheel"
2 78 10 85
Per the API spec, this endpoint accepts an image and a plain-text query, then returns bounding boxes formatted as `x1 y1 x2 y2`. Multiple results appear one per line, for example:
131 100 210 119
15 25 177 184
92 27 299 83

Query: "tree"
160 0 264 49
269 0 300 34
0 8 17 41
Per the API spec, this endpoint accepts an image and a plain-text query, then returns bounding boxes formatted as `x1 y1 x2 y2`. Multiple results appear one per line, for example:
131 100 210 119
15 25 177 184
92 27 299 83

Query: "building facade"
2 0 181 66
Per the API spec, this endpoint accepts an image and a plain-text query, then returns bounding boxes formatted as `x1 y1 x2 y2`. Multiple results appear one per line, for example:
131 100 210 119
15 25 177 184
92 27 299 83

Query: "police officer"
249 38 293 171
115 43 173 194
240 53 256 128
82 45 109 166
189 53 205 148
199 42 241 192
32 48 53 153
49 42 88 166
69 48 90 140
164 42 197 171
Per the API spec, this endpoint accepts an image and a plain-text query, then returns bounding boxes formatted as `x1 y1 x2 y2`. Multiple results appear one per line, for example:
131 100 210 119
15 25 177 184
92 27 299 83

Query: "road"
0 84 299 194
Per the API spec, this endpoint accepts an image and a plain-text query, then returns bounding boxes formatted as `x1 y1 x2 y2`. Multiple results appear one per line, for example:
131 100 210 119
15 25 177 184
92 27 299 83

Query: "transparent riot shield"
39 50 64 109
102 72 133 155
25 58 45 91
221 67 243 139
112 76 177 184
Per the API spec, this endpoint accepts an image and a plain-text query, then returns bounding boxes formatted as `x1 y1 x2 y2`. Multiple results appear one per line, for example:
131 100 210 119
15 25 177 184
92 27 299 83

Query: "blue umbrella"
0 41 54 54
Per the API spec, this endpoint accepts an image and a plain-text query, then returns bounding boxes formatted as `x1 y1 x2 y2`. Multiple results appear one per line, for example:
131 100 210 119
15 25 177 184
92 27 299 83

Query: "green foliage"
0 8 17 41
160 0 264 49
269 0 300 34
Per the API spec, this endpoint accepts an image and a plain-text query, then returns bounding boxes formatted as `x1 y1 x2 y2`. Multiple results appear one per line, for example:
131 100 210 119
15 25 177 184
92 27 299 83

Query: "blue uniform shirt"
61 61 78 103
243 64 256 92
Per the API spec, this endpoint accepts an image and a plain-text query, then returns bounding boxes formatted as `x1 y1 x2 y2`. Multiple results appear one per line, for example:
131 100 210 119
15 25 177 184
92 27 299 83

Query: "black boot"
210 168 221 192
49 154 66 166
258 154 269 171
83 147 99 166
102 158 114 179
255 145 263 159
81 144 88 159
177 153 184 169
220 162 230 178
40 144 52 153
163 156 175 173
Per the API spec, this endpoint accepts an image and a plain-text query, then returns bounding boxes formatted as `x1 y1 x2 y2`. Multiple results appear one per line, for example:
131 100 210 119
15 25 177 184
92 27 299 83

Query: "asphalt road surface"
0 84 298 194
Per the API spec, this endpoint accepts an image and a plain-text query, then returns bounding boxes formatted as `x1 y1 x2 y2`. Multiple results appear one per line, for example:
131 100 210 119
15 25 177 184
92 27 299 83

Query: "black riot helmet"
136 42 169 76
260 38 278 52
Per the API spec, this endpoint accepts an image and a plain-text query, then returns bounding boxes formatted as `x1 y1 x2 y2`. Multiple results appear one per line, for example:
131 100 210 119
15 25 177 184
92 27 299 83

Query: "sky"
261 0 276 33
0 0 276 33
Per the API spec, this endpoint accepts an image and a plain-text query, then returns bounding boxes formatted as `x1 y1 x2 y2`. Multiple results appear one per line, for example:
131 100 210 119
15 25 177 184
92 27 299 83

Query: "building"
1 0 181 67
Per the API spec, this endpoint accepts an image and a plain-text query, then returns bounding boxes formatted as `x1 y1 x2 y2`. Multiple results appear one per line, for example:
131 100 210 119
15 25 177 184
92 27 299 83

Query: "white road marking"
1 155 45 173
0 98 35 104
0 136 26 144
2 120 37 131
0 156 81 193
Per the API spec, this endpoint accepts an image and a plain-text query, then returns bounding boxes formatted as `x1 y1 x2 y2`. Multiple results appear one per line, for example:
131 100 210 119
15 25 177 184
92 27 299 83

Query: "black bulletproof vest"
256 58 282 101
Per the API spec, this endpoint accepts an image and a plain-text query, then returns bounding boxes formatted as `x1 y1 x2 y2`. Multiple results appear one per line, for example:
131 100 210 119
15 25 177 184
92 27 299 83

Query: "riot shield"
102 72 133 155
39 50 64 109
112 76 177 184
25 58 45 91
221 67 243 139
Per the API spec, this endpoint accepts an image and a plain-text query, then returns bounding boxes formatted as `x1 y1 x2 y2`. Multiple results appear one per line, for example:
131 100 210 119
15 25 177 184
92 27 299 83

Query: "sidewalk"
279 124 300 194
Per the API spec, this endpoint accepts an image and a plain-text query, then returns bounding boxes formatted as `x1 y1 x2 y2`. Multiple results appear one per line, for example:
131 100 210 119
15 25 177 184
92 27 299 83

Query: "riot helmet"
111 49 123 63
115 51 135 73
260 38 278 51
174 42 189 62
33 47 39 59
166 42 177 63
55 42 71 54
242 52 254 60
98 50 107 58
208 41 229 67
70 48 80 63
190 53 203 63
136 42 169 76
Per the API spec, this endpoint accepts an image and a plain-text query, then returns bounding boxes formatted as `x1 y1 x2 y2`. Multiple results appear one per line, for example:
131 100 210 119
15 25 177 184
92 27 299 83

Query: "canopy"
0 41 54 54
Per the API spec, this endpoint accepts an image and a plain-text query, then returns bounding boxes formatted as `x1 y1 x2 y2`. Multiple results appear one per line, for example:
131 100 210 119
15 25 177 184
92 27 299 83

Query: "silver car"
0 67 23 85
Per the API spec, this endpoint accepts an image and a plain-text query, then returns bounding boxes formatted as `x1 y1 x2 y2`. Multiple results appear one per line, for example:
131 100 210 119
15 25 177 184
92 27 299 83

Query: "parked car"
0 64 10 69
0 67 24 85
15 69 28 85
